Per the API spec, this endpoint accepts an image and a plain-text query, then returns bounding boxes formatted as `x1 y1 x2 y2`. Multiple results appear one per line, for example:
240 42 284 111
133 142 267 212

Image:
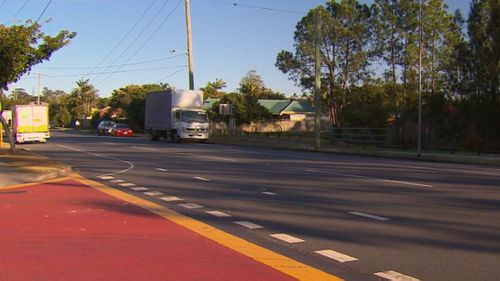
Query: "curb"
34 166 72 182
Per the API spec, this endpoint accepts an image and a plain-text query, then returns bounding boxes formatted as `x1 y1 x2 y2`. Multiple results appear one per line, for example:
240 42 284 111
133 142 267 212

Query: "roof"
258 100 315 115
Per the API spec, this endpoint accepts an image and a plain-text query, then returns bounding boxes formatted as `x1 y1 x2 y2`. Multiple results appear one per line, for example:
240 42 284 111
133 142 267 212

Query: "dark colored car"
110 123 133 137
97 120 116 136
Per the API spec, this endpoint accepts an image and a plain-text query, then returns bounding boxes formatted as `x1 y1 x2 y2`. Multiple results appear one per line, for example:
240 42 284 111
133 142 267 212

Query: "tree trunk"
0 114 16 153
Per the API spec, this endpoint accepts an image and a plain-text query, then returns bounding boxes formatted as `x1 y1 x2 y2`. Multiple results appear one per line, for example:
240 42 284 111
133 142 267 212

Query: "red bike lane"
0 177 341 281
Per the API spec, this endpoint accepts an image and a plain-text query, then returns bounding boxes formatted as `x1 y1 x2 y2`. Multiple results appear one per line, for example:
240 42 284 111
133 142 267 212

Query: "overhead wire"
85 0 158 76
95 0 183 86
155 67 186 83
5 0 30 25
37 54 186 70
36 0 52 23
90 0 173 83
0 0 7 13
201 0 304 15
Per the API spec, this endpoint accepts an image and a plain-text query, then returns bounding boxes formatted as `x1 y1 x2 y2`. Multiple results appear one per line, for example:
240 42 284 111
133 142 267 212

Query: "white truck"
145 89 209 142
13 104 50 143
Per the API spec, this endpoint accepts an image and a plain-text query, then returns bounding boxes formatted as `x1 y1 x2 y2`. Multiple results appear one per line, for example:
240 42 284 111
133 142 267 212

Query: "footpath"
0 144 341 281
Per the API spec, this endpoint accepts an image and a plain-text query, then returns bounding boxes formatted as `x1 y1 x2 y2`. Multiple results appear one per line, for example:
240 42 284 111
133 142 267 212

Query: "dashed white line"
381 179 432 188
262 191 277 196
349 211 390 221
98 176 114 180
234 221 263 229
179 203 204 209
193 176 211 182
110 179 125 183
206 211 231 217
160 196 183 202
144 191 164 196
270 233 305 244
131 187 150 191
155 168 168 172
374 270 421 281
119 183 136 187
315 249 358 263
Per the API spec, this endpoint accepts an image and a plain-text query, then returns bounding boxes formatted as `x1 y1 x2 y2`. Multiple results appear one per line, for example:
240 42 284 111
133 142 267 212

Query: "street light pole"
184 0 194 90
314 9 322 151
417 0 423 157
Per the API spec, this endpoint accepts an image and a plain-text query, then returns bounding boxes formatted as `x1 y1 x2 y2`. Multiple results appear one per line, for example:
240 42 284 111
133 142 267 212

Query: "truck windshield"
181 111 208 123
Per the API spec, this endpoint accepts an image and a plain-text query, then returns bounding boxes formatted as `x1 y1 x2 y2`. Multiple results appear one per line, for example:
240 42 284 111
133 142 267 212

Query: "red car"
111 123 133 137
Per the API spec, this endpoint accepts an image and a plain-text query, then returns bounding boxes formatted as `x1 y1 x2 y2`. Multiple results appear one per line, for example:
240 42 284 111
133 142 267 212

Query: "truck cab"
173 109 209 141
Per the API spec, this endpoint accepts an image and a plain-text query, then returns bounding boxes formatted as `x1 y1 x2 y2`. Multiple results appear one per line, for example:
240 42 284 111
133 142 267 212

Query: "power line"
6 0 30 25
85 0 158 76
91 0 173 83
95 0 183 86
37 54 186 70
41 65 188 79
0 0 7 13
201 0 304 15
155 67 186 83
36 0 52 23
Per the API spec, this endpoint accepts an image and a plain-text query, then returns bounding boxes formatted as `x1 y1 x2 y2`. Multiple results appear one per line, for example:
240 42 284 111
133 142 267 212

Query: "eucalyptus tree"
276 0 376 127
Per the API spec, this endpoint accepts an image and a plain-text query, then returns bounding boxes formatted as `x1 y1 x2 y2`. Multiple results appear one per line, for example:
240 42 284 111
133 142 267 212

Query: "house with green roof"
203 98 315 120
257 99 315 120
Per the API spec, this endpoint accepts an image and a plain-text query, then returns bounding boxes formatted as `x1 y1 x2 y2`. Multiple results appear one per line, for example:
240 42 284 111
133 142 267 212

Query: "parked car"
110 123 133 137
97 120 115 136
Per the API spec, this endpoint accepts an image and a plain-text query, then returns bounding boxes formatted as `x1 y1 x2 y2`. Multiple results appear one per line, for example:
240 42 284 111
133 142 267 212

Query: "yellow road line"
73 174 343 281
0 175 73 191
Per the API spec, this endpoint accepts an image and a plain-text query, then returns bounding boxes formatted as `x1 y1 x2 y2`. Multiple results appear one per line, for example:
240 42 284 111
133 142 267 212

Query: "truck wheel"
170 130 178 143
149 130 159 141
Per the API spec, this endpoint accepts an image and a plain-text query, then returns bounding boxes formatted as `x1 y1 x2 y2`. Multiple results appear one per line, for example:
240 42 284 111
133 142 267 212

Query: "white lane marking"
98 176 114 180
206 211 231 217
131 187 150 191
234 221 263 229
307 169 430 187
119 183 136 187
111 179 125 183
193 176 211 182
155 168 168 172
381 179 432 188
56 144 135 177
262 191 277 196
270 233 305 244
144 191 164 196
200 156 237 162
375 270 421 281
315 249 358 263
179 203 204 209
349 211 390 221
160 196 183 202
133 146 158 151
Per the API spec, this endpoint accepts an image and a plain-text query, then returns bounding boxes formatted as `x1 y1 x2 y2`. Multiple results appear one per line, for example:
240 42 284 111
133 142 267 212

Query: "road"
22 130 500 281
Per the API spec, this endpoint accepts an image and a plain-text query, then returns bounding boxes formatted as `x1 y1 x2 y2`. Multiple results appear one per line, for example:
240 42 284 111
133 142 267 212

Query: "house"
257 100 315 121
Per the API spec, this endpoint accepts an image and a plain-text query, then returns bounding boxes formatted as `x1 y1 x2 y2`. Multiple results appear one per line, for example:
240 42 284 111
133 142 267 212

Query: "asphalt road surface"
21 130 500 281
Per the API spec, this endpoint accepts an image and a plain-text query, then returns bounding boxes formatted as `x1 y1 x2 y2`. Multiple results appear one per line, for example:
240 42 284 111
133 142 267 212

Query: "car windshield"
115 124 128 129
181 111 208 123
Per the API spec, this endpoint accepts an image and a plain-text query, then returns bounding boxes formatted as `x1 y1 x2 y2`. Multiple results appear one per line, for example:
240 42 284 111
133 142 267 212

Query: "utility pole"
314 9 322 151
184 0 194 90
417 0 423 157
34 73 45 105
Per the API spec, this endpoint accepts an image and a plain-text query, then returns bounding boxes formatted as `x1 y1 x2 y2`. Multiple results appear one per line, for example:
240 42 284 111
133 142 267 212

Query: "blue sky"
1 0 470 98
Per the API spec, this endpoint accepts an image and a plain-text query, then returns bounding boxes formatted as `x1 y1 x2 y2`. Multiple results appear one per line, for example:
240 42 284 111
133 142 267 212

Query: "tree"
69 79 98 120
200 78 227 98
276 1 376 127
0 21 75 152
238 70 286 99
